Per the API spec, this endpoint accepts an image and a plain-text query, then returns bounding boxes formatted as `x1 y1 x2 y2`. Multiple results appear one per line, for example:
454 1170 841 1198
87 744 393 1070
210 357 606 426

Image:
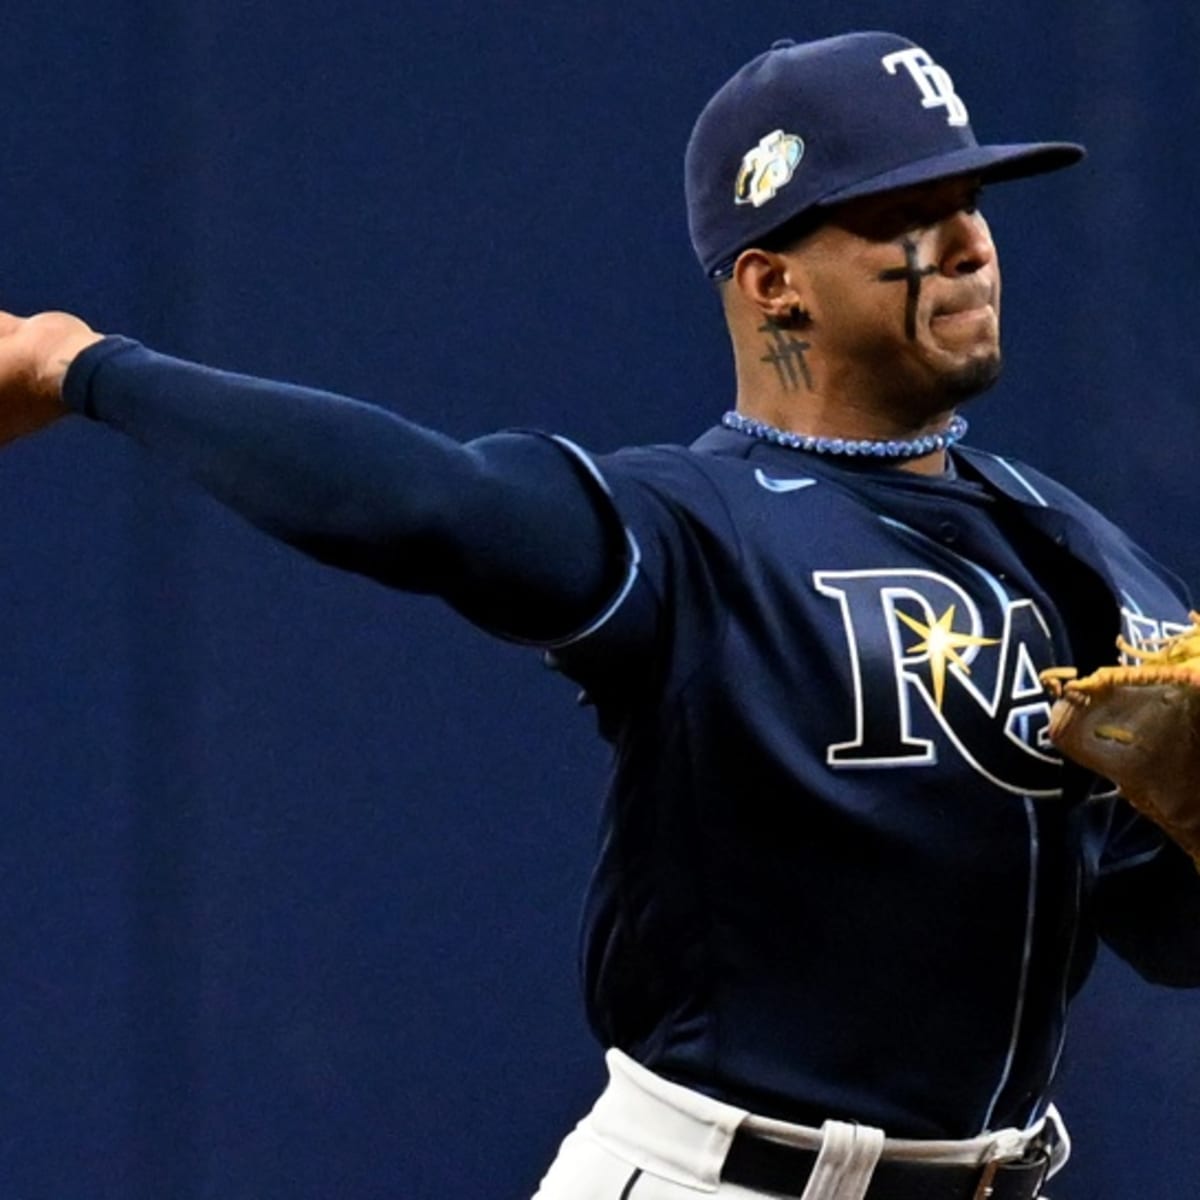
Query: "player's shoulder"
957 446 1126 531
594 424 865 515
958 445 1191 602
593 423 841 493
562 423 870 578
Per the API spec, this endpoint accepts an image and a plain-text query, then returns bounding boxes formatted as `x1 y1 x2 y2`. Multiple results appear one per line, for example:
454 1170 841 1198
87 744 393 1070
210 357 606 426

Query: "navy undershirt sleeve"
62 337 630 643
1094 838 1200 986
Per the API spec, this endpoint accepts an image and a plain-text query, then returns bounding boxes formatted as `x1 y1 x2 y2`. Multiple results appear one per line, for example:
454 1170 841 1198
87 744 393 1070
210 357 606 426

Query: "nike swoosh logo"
754 468 818 493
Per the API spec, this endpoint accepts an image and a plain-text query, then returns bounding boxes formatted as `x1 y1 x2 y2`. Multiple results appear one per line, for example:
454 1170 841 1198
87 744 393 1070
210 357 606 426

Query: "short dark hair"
711 207 827 284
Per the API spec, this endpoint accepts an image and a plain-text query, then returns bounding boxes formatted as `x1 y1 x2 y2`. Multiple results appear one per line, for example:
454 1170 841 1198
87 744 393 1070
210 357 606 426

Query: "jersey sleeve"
541 442 742 714
1092 804 1200 987
62 337 633 645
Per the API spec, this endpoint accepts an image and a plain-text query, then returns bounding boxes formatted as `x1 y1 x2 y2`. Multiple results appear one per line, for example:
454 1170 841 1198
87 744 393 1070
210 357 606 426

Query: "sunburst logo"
813 566 1067 794
896 603 998 710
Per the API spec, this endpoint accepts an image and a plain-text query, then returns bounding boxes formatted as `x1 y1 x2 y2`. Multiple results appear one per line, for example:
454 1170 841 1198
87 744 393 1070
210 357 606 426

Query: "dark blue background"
0 2 1196 1197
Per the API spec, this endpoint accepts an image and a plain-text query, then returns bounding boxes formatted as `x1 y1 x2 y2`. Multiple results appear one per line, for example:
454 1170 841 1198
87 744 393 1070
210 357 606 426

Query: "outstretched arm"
0 311 632 643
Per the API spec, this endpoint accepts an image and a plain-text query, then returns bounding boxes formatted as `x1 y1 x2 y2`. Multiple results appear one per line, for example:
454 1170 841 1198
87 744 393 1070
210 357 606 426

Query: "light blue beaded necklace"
721 411 968 460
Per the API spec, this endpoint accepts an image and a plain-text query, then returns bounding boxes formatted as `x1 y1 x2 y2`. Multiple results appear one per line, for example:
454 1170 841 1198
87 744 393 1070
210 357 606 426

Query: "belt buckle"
972 1159 1002 1200
972 1149 1051 1200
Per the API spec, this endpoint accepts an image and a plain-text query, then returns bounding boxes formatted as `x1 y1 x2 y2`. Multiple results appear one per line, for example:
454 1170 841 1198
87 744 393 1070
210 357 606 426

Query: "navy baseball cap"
686 32 1085 278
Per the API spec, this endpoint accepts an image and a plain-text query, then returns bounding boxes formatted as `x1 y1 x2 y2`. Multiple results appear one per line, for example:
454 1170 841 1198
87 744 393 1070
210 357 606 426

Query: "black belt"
723 1129 1052 1200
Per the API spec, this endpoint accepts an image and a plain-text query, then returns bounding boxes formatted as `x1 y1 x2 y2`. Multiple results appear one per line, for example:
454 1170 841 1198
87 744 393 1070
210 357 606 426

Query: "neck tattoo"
758 320 812 391
721 411 968 459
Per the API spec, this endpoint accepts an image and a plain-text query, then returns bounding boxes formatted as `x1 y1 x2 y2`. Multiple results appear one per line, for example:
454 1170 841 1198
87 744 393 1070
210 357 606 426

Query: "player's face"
794 176 1001 408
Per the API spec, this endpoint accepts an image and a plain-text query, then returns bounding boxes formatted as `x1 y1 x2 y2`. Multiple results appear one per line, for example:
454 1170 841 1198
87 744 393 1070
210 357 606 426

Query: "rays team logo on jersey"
734 130 805 208
812 567 1189 796
813 567 1060 795
881 47 969 127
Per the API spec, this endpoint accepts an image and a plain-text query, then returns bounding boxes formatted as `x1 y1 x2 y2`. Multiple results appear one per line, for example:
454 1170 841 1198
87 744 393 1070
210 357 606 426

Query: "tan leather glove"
1042 613 1200 866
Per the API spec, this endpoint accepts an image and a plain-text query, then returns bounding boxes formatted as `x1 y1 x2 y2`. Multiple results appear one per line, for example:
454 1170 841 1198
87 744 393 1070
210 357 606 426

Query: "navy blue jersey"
549 426 1195 1139
62 340 1200 1142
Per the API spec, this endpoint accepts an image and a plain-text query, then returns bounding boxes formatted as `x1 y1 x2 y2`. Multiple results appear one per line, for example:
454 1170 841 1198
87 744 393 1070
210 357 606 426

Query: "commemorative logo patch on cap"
734 129 805 208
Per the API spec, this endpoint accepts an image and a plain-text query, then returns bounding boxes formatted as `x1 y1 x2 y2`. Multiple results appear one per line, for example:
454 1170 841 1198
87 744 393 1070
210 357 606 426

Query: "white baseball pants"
531 1050 1068 1200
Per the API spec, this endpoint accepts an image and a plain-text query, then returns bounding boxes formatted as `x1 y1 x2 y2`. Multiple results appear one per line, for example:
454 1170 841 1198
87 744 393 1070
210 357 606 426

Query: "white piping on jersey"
980 796 1040 1133
979 454 1049 507
542 435 643 650
1097 843 1164 876
1120 589 1146 616
1041 866 1083 1115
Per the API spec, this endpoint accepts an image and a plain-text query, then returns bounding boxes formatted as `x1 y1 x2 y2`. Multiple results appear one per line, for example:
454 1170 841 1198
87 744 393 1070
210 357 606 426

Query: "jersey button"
938 521 959 544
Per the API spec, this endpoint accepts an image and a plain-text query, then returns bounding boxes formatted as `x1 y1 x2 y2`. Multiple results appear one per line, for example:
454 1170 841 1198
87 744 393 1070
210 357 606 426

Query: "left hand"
1043 629 1200 865
0 310 105 446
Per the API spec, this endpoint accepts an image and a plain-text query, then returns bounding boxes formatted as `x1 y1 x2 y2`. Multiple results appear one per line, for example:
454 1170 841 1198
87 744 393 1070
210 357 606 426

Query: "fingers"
0 311 23 338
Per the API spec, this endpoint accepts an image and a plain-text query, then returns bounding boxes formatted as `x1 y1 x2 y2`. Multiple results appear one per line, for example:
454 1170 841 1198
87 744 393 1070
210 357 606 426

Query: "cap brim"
819 141 1085 206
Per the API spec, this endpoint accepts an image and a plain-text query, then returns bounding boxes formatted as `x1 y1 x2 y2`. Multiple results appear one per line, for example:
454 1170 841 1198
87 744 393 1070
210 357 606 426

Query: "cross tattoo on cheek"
877 237 937 341
758 319 813 391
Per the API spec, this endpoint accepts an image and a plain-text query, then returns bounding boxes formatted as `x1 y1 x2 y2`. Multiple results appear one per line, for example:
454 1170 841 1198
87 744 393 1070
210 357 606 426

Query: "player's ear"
731 248 810 327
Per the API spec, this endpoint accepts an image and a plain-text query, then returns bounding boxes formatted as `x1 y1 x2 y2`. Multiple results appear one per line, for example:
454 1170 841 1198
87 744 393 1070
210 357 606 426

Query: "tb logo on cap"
882 47 969 127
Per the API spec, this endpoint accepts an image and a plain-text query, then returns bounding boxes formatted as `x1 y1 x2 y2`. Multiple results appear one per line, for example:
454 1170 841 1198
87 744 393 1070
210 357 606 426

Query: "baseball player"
0 30 1197 1200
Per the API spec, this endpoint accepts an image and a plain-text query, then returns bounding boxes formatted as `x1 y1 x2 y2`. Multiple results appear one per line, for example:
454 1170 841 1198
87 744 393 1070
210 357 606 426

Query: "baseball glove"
1041 611 1200 867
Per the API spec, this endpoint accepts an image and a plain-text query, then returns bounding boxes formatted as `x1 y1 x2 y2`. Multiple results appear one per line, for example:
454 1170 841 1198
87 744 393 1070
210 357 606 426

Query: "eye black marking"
877 237 938 341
